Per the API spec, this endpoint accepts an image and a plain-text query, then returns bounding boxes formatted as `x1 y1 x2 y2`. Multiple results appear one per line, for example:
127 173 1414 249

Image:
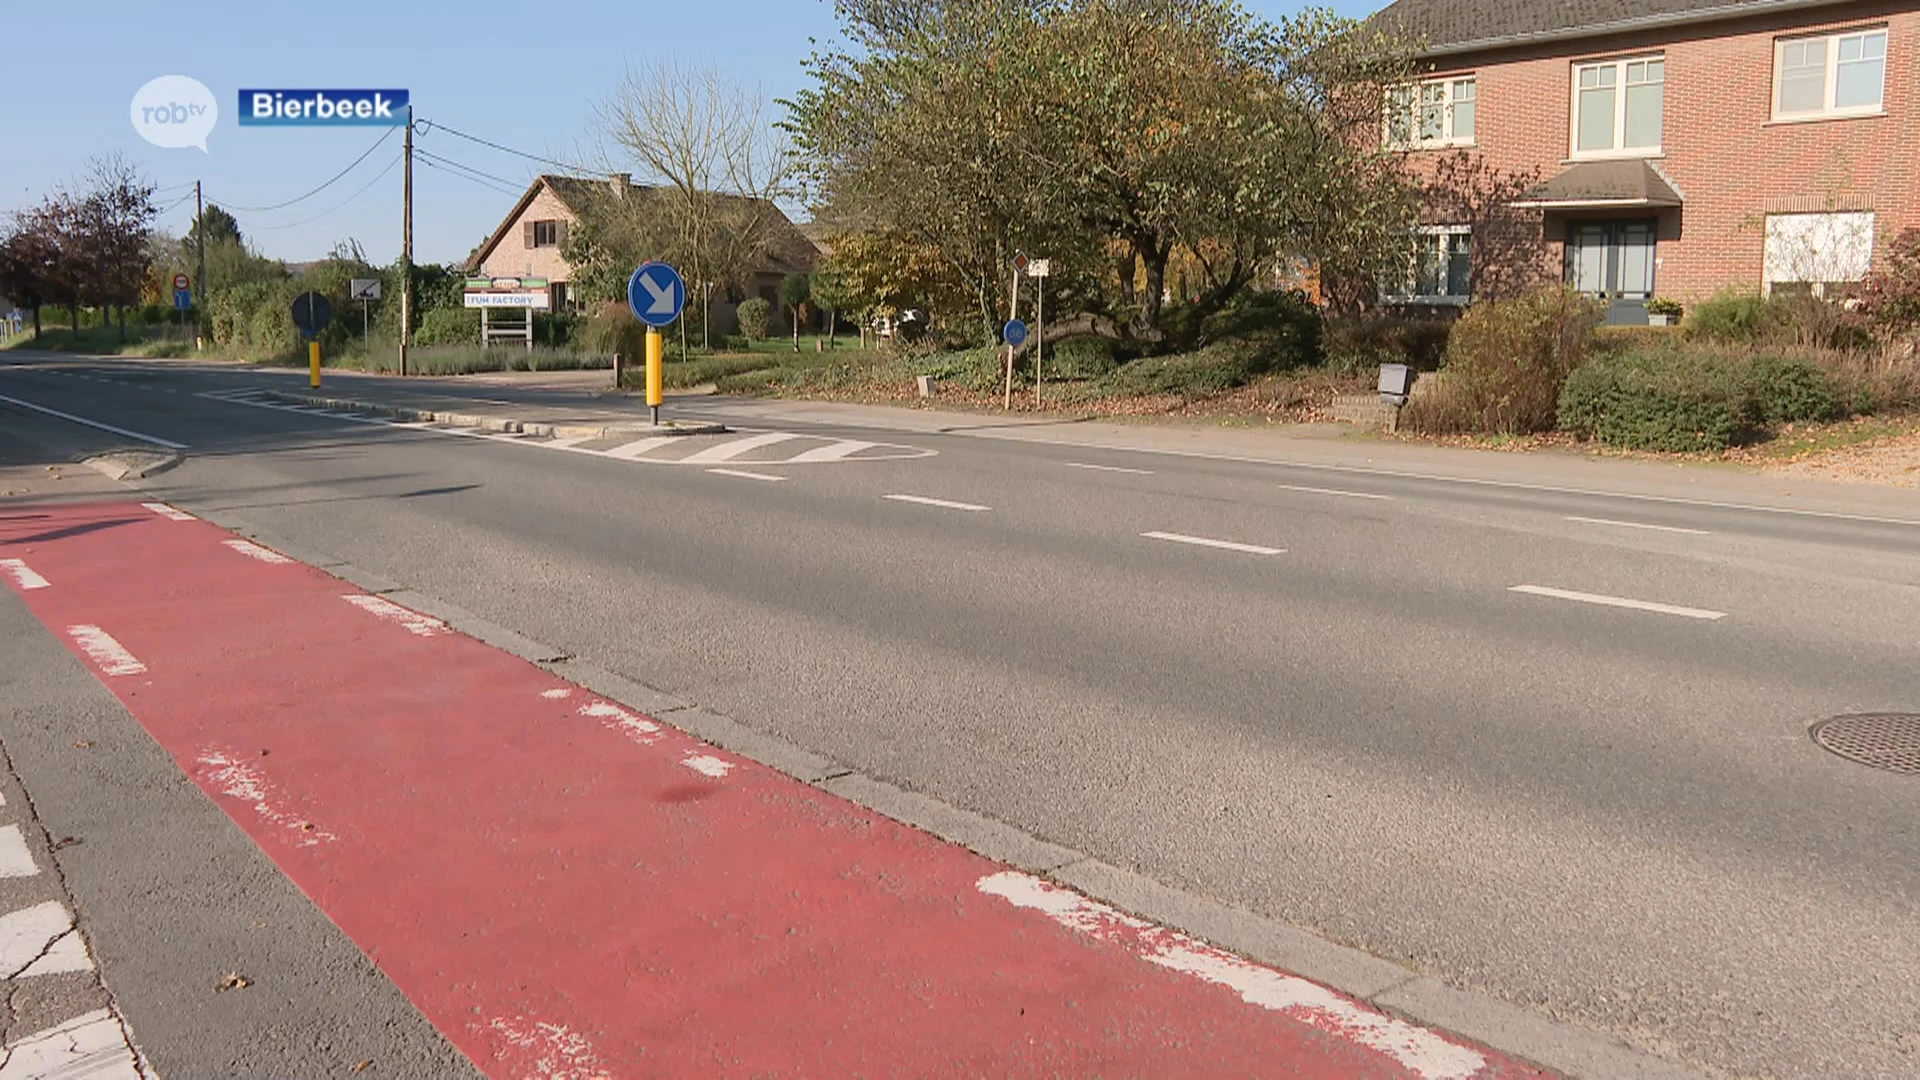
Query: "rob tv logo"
239 89 410 126
130 76 219 152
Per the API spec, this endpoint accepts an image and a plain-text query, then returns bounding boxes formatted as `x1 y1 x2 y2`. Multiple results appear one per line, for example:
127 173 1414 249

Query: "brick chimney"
609 172 631 200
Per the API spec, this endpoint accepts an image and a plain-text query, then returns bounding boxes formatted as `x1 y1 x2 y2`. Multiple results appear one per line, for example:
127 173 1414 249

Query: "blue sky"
3 0 1377 266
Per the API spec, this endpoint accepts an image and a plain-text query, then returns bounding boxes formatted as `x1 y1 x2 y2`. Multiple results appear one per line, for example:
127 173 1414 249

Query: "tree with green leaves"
809 263 855 345
787 0 1416 350
779 272 811 350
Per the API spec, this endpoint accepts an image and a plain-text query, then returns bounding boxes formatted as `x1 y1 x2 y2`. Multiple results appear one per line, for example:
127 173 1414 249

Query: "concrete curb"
131 487 1707 1080
257 391 727 442
82 452 182 482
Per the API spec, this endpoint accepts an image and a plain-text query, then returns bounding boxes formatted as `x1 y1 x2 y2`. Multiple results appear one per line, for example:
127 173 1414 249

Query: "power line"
415 155 522 197
156 189 198 215
414 118 593 176
244 150 404 231
218 127 398 212
414 149 525 192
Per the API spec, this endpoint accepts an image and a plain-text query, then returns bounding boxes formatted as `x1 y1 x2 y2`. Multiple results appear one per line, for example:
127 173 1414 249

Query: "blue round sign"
1002 319 1029 347
627 262 686 328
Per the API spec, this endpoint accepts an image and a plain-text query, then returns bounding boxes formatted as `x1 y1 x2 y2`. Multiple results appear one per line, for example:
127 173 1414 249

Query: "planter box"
1647 314 1677 327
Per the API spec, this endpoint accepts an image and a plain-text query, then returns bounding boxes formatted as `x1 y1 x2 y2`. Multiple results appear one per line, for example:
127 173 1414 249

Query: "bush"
1323 312 1453 374
1047 335 1121 379
1101 339 1261 399
413 306 478 347
247 302 300 357
1685 290 1779 344
138 303 167 325
1746 353 1839 424
1406 287 1601 435
1853 226 1920 339
737 298 772 341
1199 290 1323 370
580 309 647 361
1559 347 1764 451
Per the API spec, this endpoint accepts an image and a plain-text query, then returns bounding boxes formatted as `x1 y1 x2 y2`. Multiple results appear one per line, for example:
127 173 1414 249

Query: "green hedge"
1746 353 1840 425
1559 347 1764 451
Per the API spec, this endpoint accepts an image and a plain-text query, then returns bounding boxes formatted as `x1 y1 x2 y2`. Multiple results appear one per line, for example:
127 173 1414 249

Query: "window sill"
1562 150 1664 163
1381 296 1471 306
1763 109 1885 126
1388 140 1478 152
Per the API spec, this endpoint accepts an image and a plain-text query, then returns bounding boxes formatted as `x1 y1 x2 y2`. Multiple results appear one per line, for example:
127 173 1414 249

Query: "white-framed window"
1383 226 1472 304
1572 55 1664 157
1764 211 1875 297
1774 28 1887 119
531 220 560 248
1385 76 1476 149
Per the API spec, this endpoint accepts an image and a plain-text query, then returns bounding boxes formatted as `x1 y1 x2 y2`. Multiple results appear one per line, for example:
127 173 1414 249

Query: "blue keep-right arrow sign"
628 262 686 328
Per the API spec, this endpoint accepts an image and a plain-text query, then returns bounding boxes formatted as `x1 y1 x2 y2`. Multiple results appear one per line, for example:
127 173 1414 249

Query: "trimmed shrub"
413 306 478 347
1559 347 1763 451
737 298 772 341
1685 290 1779 344
1102 339 1261 399
1406 287 1602 434
1047 335 1121 379
1746 353 1839 424
1323 312 1452 374
1199 290 1323 370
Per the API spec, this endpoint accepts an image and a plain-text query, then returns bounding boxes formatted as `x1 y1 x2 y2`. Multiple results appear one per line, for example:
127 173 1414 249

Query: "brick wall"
1401 1 1920 303
478 186 578 285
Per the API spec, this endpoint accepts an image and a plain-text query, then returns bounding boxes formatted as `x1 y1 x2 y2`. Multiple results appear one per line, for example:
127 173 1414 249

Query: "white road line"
141 502 195 521
681 754 734 778
1142 531 1284 556
341 595 447 637
0 392 187 449
1565 516 1710 536
222 540 293 565
543 436 595 450
1509 585 1727 621
1064 462 1155 475
1 902 91 978
197 749 337 846
0 559 50 590
884 494 991 512
603 436 680 461
0 1008 146 1080
977 872 1487 1080
785 439 876 463
678 432 804 465
706 468 788 483
67 625 147 676
1275 483 1393 501
0 826 37 878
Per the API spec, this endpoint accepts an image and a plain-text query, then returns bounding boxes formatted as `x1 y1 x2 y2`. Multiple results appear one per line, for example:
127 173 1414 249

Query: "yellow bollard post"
646 329 664 425
309 340 321 389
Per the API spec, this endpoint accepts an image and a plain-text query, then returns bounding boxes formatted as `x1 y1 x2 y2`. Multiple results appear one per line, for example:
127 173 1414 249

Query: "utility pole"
194 181 207 348
399 105 414 377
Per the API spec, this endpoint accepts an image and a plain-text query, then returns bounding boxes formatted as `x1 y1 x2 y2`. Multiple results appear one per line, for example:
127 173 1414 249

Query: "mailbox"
1378 363 1414 406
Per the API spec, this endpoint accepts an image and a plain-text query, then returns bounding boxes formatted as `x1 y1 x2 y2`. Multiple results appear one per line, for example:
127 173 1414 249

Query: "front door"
1566 221 1656 325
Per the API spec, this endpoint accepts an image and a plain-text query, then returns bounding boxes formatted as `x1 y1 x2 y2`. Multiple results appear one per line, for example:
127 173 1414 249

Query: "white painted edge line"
1565 516 1710 536
141 502 195 521
786 439 878 463
198 748 339 846
0 558 50 590
340 594 447 637
1142 531 1284 556
706 468 788 483
67 625 147 676
603 436 681 461
978 872 1486 1080
222 539 294 565
0 392 187 449
0 1008 145 1080
678 432 806 465
1510 585 1727 621
1275 483 1394 501
681 753 734 778
579 701 661 745
884 494 991 512
0 825 38 879
1064 462 1155 475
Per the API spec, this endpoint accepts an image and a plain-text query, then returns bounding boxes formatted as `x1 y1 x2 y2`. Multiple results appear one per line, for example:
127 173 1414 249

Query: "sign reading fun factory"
237 89 410 126
463 278 551 309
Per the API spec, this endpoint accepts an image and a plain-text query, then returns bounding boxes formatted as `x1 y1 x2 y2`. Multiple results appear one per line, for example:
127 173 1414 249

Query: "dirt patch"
1757 422 1920 488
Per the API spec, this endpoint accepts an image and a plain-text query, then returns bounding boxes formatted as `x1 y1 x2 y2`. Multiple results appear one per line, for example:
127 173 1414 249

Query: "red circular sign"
173 273 190 291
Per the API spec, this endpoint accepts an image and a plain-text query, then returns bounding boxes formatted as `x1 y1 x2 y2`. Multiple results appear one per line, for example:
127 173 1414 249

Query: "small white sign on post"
350 279 382 302
1026 259 1050 278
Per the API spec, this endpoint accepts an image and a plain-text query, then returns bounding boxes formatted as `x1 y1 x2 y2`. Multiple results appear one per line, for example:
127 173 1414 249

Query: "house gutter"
1414 0 1858 58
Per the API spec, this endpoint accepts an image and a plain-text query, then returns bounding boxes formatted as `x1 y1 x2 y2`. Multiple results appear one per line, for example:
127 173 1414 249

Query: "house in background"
1374 0 1919 323
466 173 822 327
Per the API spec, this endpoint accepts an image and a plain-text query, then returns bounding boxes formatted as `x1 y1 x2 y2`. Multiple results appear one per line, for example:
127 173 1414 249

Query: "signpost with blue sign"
1002 319 1029 347
626 262 686 424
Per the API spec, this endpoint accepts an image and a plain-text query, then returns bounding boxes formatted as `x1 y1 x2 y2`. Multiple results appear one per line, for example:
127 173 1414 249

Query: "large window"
1385 77 1476 149
1572 56 1664 156
1775 28 1887 119
1384 227 1472 304
1764 212 1875 297
531 220 560 248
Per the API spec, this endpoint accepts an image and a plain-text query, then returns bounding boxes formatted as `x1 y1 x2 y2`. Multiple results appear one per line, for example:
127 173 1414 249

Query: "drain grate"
1811 714 1920 775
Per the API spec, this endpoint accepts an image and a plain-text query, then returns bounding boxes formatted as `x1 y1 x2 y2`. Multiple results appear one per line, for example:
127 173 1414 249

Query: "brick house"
467 173 822 326
1373 0 1919 323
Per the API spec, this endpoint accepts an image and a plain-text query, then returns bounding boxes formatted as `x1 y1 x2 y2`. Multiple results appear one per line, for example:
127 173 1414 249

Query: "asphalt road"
2 353 1916 1080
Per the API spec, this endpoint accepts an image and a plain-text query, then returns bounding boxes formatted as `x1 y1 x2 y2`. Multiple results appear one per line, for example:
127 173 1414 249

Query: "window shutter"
524 221 535 249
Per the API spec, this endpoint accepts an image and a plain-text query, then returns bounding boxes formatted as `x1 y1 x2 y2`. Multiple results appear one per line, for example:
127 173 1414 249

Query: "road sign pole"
1034 285 1044 407
646 330 664 426
1004 270 1020 410
309 340 321 389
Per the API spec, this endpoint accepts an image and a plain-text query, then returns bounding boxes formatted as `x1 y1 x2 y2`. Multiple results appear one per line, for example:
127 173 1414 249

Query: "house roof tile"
1373 0 1857 56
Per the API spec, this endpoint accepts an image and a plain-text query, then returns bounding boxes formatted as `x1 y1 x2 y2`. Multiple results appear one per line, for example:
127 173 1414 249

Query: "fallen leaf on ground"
216 972 252 992
353 1060 373 1073
73 740 94 749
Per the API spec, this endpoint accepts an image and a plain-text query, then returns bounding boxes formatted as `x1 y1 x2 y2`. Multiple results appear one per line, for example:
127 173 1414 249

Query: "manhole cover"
1811 714 1920 775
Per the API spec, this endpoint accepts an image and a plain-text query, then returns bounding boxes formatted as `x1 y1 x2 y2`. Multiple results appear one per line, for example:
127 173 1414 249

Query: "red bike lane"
0 500 1551 1080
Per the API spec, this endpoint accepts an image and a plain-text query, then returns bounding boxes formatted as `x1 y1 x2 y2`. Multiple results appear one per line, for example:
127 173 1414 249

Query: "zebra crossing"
0 787 149 1079
196 388 938 468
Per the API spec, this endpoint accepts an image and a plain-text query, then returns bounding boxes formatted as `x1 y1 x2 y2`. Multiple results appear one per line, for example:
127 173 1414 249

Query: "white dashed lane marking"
0 902 92 978
707 468 787 483
884 494 991 513
1064 462 1155 475
1142 531 1284 556
1510 584 1727 621
0 826 39 878
341 595 447 637
1564 516 1711 536
141 503 195 521
67 625 147 676
1275 484 1393 501
0 559 50 590
223 540 294 564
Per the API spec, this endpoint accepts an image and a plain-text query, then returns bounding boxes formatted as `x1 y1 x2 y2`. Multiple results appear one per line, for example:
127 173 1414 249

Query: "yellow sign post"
645 329 665 426
309 340 322 389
